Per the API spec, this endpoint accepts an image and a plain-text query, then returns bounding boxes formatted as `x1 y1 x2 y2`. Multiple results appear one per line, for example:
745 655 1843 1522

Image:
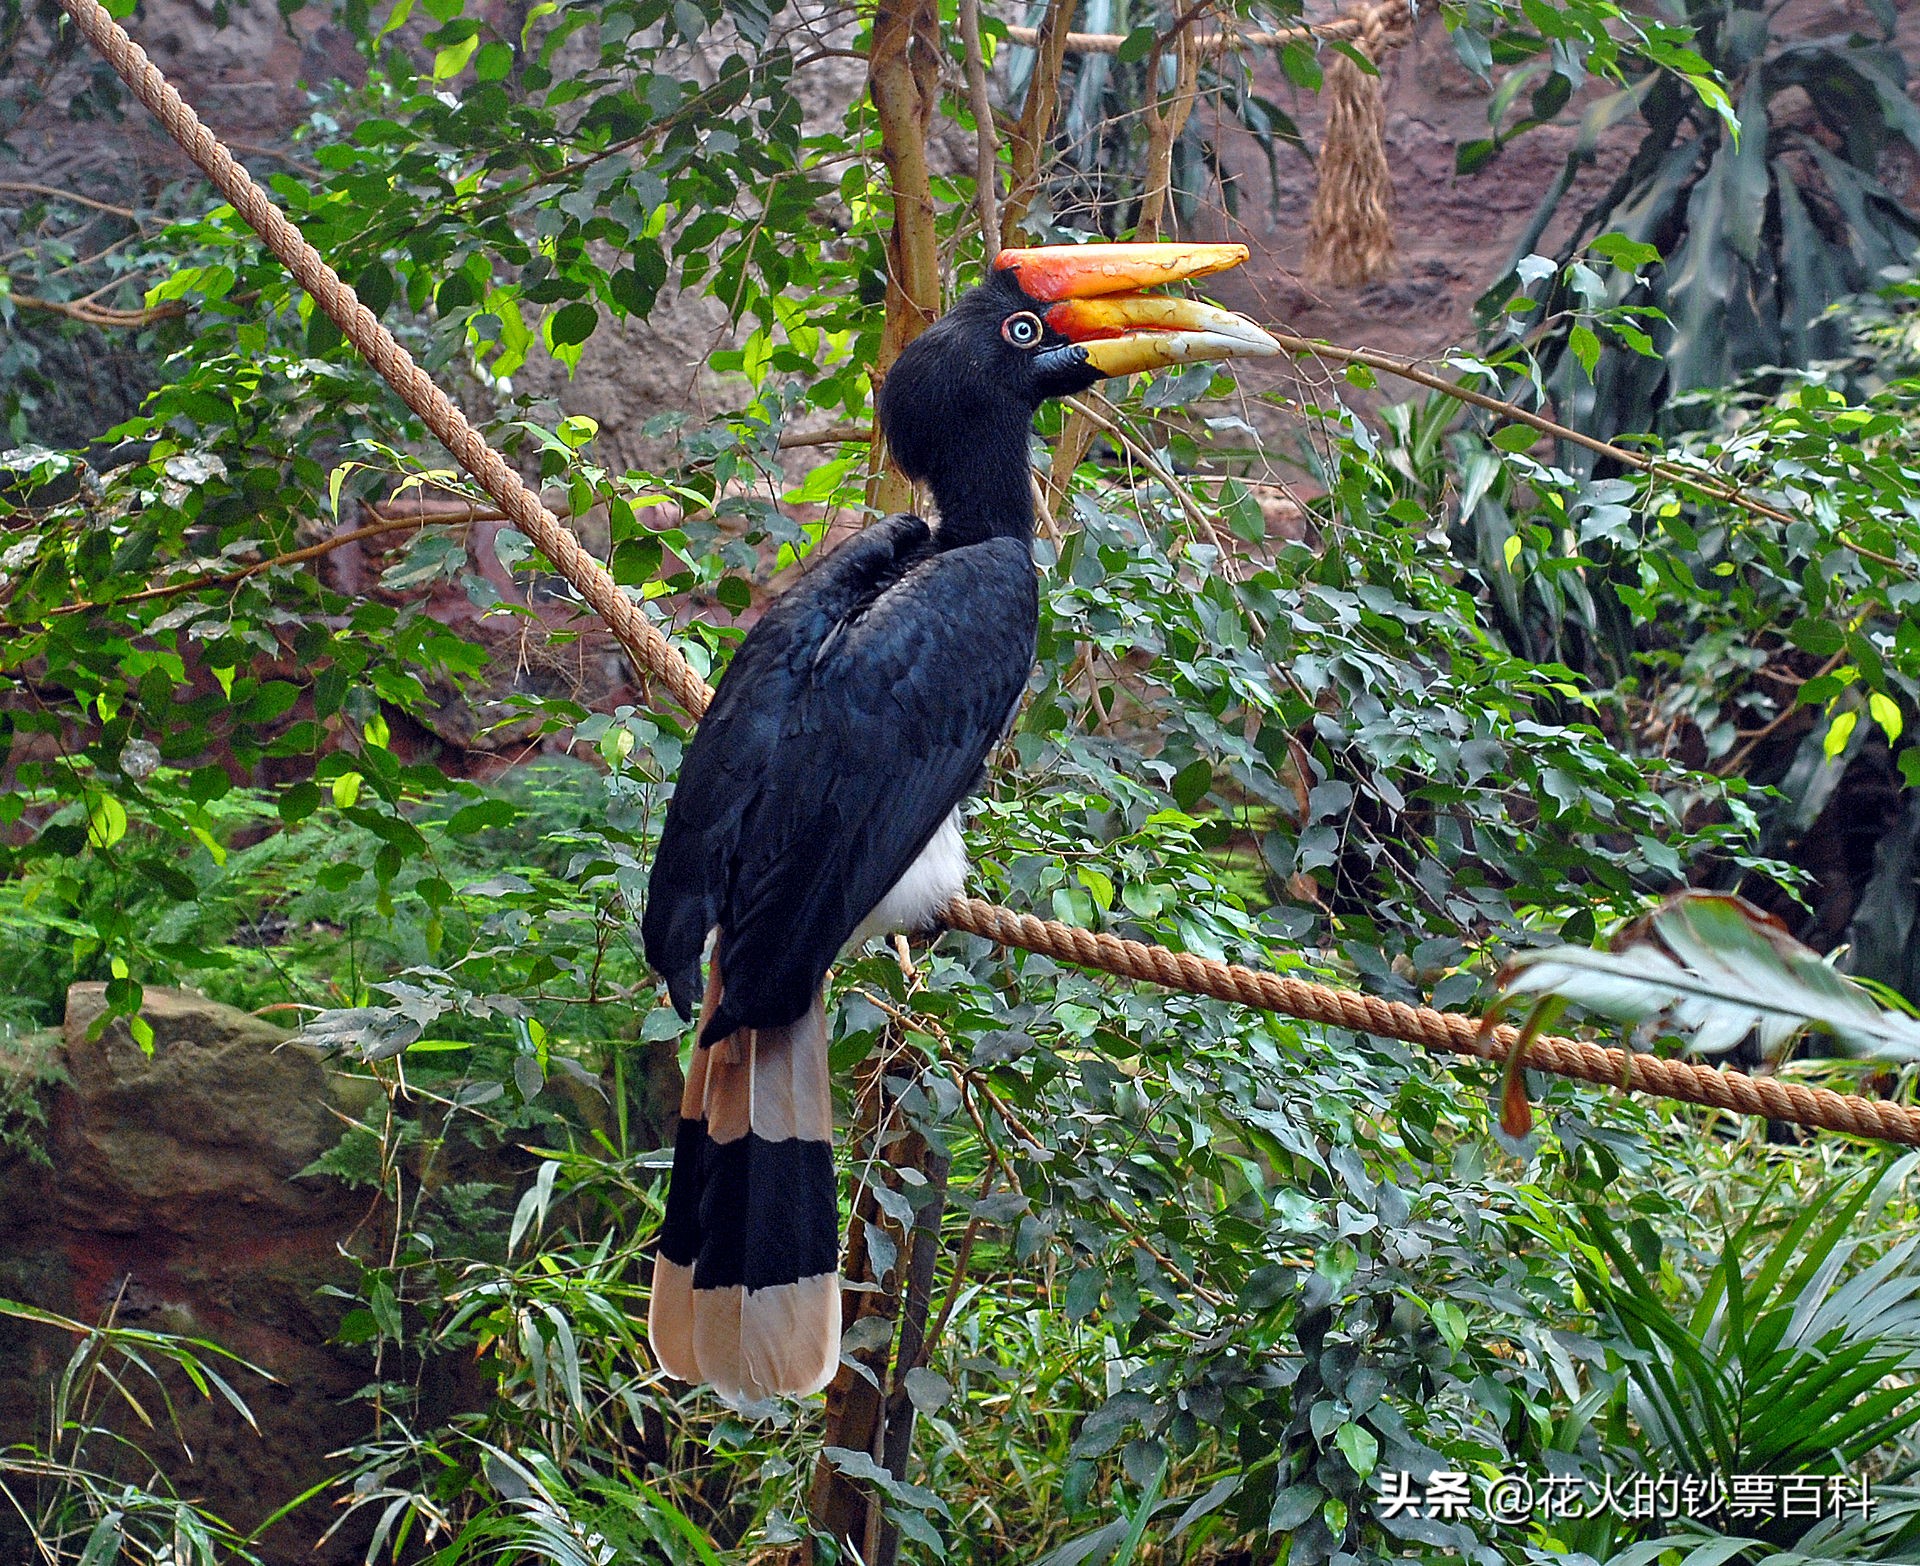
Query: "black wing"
642 516 1036 1037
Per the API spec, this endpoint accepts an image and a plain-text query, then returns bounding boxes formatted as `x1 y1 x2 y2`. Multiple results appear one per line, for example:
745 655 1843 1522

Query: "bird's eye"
1001 311 1043 349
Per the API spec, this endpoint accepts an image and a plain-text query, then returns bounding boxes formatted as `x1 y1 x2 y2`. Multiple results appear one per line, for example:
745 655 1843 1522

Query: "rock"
0 986 383 1566
57 983 376 1233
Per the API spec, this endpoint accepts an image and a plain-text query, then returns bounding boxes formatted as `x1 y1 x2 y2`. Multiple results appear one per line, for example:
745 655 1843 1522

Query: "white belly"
846 809 967 951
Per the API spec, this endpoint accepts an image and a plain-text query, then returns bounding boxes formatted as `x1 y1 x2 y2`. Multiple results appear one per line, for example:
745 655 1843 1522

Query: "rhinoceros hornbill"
641 242 1278 1403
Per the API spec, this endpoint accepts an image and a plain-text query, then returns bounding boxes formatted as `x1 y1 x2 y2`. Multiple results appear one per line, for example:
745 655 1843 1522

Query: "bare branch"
867 0 946 514
0 180 139 220
778 422 872 449
958 0 1000 254
1136 12 1204 241
1001 0 1076 245
8 291 186 328
1002 13 1371 53
45 515 445 619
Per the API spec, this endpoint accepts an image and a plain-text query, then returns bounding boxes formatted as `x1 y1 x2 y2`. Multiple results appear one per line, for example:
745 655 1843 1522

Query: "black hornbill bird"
641 241 1278 1404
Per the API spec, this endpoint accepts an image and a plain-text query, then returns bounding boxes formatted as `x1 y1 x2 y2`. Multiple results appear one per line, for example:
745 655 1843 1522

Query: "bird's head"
879 242 1279 498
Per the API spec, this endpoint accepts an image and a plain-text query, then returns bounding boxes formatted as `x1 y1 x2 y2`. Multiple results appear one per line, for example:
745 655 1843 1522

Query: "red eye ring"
1002 311 1043 348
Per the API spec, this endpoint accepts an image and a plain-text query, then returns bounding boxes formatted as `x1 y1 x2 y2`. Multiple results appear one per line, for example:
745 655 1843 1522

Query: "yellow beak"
993 242 1280 377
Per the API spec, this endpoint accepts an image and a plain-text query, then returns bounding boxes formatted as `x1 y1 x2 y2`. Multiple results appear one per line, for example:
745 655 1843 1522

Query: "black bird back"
642 513 1036 1042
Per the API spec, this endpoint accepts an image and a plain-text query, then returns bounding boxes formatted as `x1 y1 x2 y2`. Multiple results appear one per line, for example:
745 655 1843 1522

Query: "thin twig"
44 515 442 618
923 1174 990 1362
222 138 323 177
367 498 509 522
1712 646 1847 776
1063 393 1232 566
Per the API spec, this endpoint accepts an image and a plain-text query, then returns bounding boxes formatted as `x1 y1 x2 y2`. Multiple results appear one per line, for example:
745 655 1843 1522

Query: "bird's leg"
892 933 917 980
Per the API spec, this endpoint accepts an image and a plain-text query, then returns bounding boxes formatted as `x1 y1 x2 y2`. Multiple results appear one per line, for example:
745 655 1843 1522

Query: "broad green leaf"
86 794 128 851
1501 891 1920 1059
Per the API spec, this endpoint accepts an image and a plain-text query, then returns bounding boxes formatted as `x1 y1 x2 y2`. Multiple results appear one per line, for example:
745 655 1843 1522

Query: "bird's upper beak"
994 242 1281 377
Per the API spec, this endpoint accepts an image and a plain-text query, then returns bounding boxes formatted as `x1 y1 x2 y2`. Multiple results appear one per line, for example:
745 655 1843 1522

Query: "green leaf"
1077 865 1115 911
86 794 128 851
1280 39 1322 90
279 781 322 825
1589 232 1660 274
474 40 514 80
548 301 599 348
1455 138 1497 176
1825 708 1858 760
1333 1421 1378 1478
1787 616 1845 656
1171 758 1213 809
432 31 481 79
1569 323 1601 380
1500 890 1920 1060
448 799 518 835
784 454 857 505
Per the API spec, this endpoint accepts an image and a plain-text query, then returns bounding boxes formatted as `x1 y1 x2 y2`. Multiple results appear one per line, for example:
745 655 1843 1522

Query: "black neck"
917 400 1035 550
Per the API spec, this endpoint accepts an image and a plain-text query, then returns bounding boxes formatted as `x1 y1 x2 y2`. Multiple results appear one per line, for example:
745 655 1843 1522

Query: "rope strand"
53 0 711 723
55 0 1920 1148
943 900 1920 1146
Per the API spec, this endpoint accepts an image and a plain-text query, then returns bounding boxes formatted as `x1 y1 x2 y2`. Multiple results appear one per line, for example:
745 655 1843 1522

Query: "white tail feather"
653 977 842 1405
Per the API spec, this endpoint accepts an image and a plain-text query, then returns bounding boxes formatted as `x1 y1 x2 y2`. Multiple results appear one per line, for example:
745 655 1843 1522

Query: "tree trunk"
806 1044 951 1564
866 0 943 516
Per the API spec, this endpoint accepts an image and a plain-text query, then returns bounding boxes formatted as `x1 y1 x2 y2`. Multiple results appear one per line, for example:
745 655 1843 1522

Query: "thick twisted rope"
52 0 711 723
58 0 1920 1147
943 900 1920 1145
1304 0 1413 285
1008 1 1420 284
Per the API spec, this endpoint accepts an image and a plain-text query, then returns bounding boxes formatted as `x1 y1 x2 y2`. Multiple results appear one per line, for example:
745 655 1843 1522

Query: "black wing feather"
642 516 1035 1036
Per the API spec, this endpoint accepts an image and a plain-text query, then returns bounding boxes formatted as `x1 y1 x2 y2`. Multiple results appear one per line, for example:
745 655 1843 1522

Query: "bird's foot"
892 933 917 981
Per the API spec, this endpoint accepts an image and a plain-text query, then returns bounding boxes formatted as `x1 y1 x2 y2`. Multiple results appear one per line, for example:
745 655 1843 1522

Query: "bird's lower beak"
995 242 1281 377
1045 294 1282 377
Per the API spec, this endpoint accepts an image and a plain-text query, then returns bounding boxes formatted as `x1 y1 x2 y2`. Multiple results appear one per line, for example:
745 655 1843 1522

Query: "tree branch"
1002 13 1373 53
778 422 872 449
8 291 186 328
1262 326 1913 575
867 0 946 515
0 180 139 220
1001 0 1076 246
1136 12 1204 242
44 515 447 618
958 0 1000 255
